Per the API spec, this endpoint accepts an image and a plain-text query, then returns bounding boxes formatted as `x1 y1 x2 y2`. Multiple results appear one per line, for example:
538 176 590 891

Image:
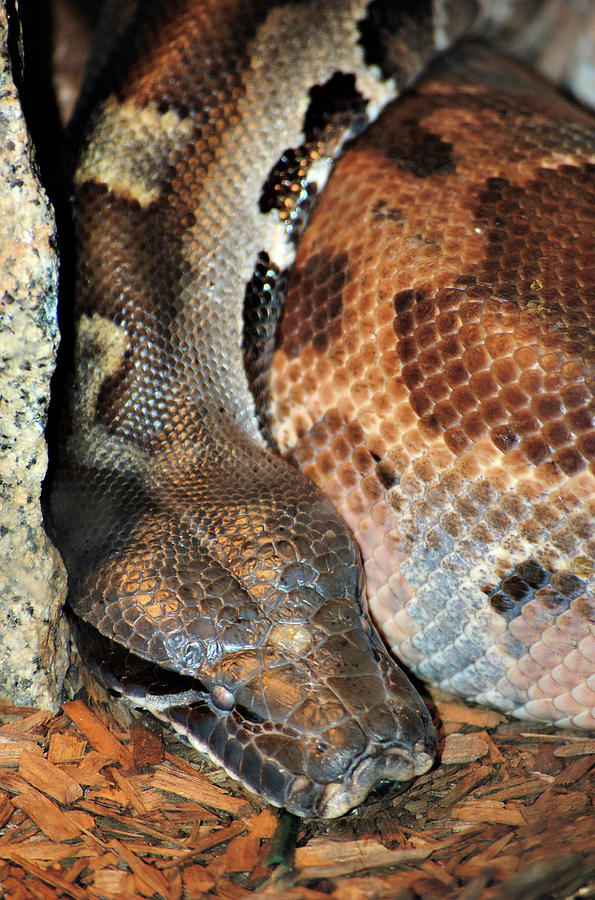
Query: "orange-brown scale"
270 47 595 727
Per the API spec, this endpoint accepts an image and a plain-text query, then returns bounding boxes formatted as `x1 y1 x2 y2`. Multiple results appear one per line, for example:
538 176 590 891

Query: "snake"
49 0 595 819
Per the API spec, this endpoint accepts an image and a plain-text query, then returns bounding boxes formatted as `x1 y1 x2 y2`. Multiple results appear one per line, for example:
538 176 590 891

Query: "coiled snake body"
51 0 594 818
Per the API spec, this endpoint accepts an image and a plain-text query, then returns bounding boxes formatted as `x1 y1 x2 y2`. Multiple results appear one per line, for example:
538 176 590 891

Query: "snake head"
68 501 435 819
230 630 436 818
180 593 436 819
73 583 435 818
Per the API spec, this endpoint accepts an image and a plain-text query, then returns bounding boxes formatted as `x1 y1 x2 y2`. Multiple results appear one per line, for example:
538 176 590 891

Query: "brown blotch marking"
561 383 590 409
452 387 476 415
425 374 449 402
493 358 519 390
399 336 418 364
372 199 406 223
467 165 594 462
376 461 397 489
511 410 540 437
571 596 595 624
362 474 383 501
444 429 470 455
577 432 595 462
481 397 506 425
501 384 528 411
279 251 349 359
75 181 188 446
275 62 593 496
488 559 562 622
409 390 431 418
532 394 563 423
440 512 462 538
462 412 487 442
338 464 359 490
317 449 337 478
309 420 330 449
401 365 424 391
366 111 455 177
564 408 593 434
330 435 350 463
437 311 459 336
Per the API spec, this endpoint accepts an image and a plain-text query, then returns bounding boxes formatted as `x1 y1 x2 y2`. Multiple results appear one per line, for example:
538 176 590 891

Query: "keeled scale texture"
270 46 595 729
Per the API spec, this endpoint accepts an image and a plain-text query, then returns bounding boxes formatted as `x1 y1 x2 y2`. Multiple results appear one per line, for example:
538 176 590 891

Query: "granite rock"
0 2 68 709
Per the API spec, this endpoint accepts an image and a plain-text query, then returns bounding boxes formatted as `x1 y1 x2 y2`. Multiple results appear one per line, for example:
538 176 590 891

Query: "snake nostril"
366 778 409 804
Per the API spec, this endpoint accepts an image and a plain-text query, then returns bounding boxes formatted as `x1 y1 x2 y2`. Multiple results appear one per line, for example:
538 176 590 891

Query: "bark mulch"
0 685 592 900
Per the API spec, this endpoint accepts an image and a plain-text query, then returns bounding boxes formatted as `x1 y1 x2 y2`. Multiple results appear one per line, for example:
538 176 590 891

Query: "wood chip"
249 808 278 840
11 787 83 842
47 733 87 765
161 820 248 868
225 833 261 872
0 739 42 766
18 749 83 805
554 754 594 785
108 767 151 816
108 838 170 897
436 702 507 728
129 715 164 767
92 867 135 895
149 766 250 815
454 801 526 826
182 864 216 895
75 749 114 787
473 775 551 801
0 711 50 734
441 731 492 764
438 765 493 807
2 854 89 900
0 791 13 830
295 838 433 878
553 740 595 757
62 701 134 768
0 840 96 862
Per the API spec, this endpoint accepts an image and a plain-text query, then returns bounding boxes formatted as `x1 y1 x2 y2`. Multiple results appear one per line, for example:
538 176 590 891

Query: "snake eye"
210 685 235 711
315 741 329 753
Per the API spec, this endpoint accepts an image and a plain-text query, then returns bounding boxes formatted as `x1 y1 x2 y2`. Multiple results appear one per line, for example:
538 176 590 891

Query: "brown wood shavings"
0 691 592 900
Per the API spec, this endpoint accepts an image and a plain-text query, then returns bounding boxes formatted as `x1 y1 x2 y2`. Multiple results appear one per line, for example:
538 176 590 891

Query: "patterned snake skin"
50 0 594 818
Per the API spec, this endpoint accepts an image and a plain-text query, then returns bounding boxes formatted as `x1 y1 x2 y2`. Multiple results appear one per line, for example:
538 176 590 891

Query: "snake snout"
309 718 436 819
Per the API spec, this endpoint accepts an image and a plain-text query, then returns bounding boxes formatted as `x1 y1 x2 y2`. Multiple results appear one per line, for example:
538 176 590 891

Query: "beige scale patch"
76 98 194 206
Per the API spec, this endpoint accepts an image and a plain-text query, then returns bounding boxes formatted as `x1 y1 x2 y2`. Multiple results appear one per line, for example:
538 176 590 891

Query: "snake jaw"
284 722 436 819
315 750 422 820
310 696 437 818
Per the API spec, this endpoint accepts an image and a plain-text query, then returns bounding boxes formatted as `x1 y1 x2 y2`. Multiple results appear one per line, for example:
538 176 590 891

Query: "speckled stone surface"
0 2 68 708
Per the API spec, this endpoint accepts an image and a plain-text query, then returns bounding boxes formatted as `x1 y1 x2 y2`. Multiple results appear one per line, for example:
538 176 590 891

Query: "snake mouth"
325 740 435 816
285 735 436 819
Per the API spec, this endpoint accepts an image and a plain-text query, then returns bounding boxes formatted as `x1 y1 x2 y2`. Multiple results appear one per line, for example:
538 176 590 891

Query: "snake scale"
50 0 594 818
